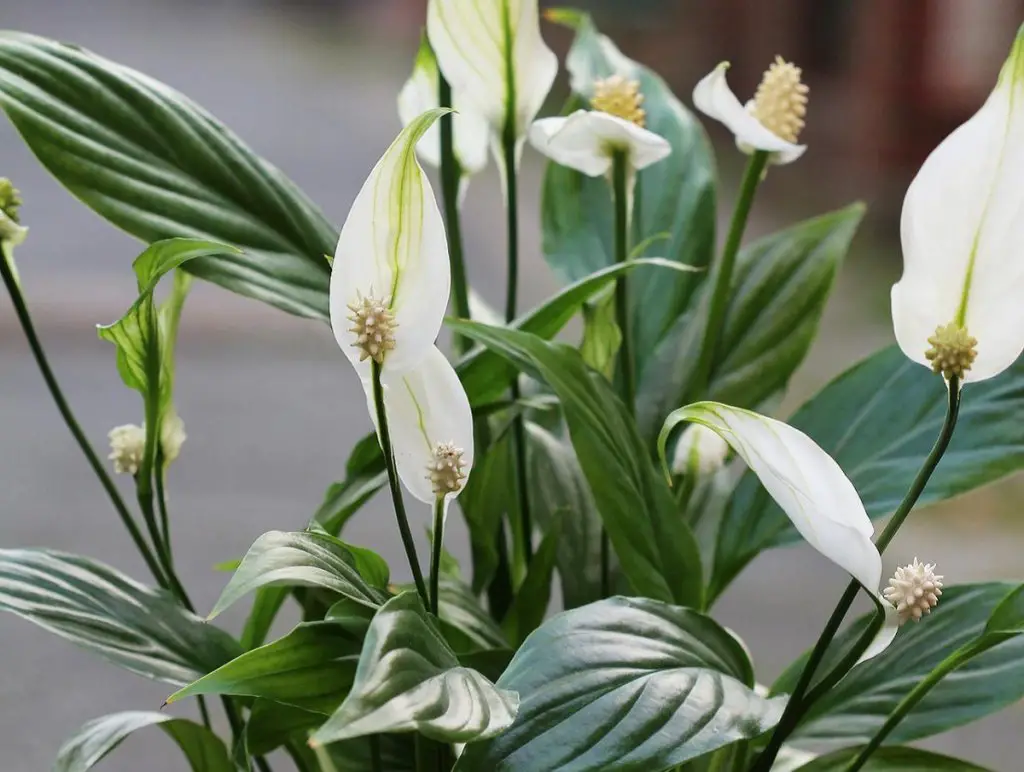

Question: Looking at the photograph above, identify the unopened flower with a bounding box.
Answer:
[892,26,1024,382]
[161,412,187,466]
[108,424,145,475]
[883,558,943,624]
[693,57,808,165]
[671,423,729,477]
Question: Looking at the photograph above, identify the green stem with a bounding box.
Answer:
[196,696,212,731]
[438,73,471,355]
[155,457,173,564]
[751,377,961,771]
[842,639,989,772]
[371,360,429,607]
[0,245,167,589]
[802,606,885,709]
[691,151,768,400]
[429,497,445,617]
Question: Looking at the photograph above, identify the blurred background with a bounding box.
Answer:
[2,0,1022,769]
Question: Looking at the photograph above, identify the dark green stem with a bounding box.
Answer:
[751,377,961,771]
[155,454,173,564]
[196,696,212,731]
[802,606,884,709]
[429,497,445,617]
[438,73,471,355]
[371,360,429,607]
[0,245,167,589]
[691,151,768,400]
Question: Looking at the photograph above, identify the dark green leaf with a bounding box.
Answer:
[541,14,716,378]
[712,345,1024,600]
[314,472,387,536]
[458,432,513,595]
[794,747,990,771]
[501,509,562,646]
[310,592,518,745]
[0,548,238,685]
[209,531,388,619]
[451,321,703,608]
[985,582,1024,635]
[0,32,336,319]
[167,620,363,714]
[455,597,780,772]
[326,736,416,772]
[244,700,321,757]
[240,586,289,651]
[777,583,1024,744]
[436,575,509,654]
[638,204,863,441]
[54,711,232,772]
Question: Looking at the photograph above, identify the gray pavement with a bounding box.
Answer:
[0,1,1020,770]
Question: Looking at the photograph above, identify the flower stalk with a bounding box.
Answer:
[438,71,472,354]
[430,496,445,617]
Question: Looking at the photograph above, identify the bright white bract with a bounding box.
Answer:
[529,110,671,177]
[427,0,557,159]
[892,26,1024,382]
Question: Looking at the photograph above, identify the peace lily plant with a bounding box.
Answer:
[3,7,1024,772]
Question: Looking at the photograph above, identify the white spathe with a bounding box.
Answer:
[528,109,671,177]
[692,62,805,165]
[892,26,1024,382]
[661,402,881,592]
[427,0,557,157]
[366,345,475,506]
[397,38,489,179]
[329,109,451,378]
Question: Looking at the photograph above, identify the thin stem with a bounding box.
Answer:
[0,246,167,588]
[429,497,445,617]
[691,151,768,401]
[370,735,383,772]
[155,456,173,564]
[371,360,429,607]
[196,696,212,731]
[802,606,884,709]
[136,484,193,611]
[438,72,471,355]
[751,377,962,771]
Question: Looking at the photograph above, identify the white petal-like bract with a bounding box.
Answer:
[528,110,671,177]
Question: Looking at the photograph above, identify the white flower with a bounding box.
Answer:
[892,27,1024,382]
[329,109,450,378]
[693,58,807,165]
[529,76,671,178]
[671,423,730,477]
[397,36,489,182]
[427,0,558,162]
[160,412,187,466]
[883,558,943,624]
[108,424,145,476]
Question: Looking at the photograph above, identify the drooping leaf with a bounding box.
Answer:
[0,548,239,686]
[501,509,563,646]
[54,711,233,772]
[167,620,364,715]
[712,345,1024,600]
[455,597,782,772]
[451,320,703,608]
[794,747,990,771]
[209,531,389,619]
[541,13,716,378]
[0,32,337,319]
[311,592,518,746]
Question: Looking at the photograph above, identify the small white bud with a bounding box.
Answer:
[671,424,730,477]
[883,558,944,624]
[161,412,187,466]
[108,424,146,476]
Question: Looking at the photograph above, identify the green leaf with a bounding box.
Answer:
[314,472,387,536]
[240,586,289,651]
[244,700,321,757]
[525,422,603,609]
[209,531,389,619]
[0,548,239,685]
[501,509,562,647]
[451,320,703,608]
[777,583,1024,744]
[436,575,509,654]
[0,32,336,319]
[167,620,364,714]
[455,597,781,772]
[638,204,863,442]
[578,289,620,380]
[541,14,716,379]
[458,432,513,595]
[310,592,518,746]
[326,736,416,772]
[794,747,990,771]
[54,711,233,772]
[711,344,1024,600]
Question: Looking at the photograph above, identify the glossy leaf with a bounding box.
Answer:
[637,204,864,442]
[167,620,364,714]
[0,32,337,319]
[712,345,1024,600]
[209,531,389,619]
[455,597,782,772]
[310,592,518,745]
[0,548,239,686]
[776,583,1024,744]
[794,747,990,771]
[451,320,703,608]
[541,13,716,377]
[54,711,232,772]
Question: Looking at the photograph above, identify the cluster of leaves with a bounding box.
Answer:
[2,12,1024,772]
